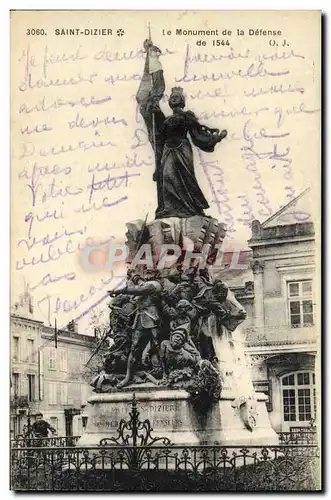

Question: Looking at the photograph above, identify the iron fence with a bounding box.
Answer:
[10,443,320,491]
[10,394,320,492]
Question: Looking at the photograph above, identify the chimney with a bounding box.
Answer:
[15,291,34,317]
[67,320,79,333]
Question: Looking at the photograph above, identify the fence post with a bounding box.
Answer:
[130,392,138,468]
[26,411,32,448]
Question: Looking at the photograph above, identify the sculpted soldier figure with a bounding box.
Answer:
[109,269,162,388]
[103,296,136,374]
[159,325,222,409]
[169,299,198,340]
[159,326,201,385]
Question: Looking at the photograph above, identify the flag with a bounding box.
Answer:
[54,318,58,348]
[136,43,163,106]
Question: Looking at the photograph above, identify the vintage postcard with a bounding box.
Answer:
[10,10,321,492]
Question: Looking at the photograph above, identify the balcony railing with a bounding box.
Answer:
[11,435,80,448]
[244,325,316,347]
[278,430,317,445]
[10,395,29,409]
[11,432,317,448]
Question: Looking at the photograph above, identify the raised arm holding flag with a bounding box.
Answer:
[136,26,227,221]
[136,26,166,217]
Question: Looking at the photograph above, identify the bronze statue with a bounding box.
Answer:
[89,34,249,416]
[136,39,227,219]
[159,325,222,410]
[159,326,201,385]
[109,269,162,388]
[169,299,197,340]
[103,296,135,374]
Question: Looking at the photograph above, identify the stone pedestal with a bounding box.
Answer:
[77,385,278,447]
[77,387,199,447]
[191,390,279,446]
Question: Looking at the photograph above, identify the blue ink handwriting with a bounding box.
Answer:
[87,171,140,203]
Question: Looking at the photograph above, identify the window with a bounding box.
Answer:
[59,350,68,372]
[60,383,68,405]
[27,339,35,363]
[49,348,57,370]
[282,372,316,423]
[13,337,19,361]
[13,373,20,396]
[49,382,57,405]
[288,280,314,327]
[82,417,88,429]
[27,374,36,402]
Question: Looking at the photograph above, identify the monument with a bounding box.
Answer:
[78,36,278,447]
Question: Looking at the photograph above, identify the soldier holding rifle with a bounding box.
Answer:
[109,269,162,388]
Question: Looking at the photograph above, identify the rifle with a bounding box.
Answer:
[108,288,128,297]
[108,287,148,297]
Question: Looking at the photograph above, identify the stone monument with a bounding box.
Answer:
[77,36,278,447]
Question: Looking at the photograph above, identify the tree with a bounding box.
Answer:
[85,304,109,339]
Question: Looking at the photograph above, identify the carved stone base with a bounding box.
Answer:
[77,386,278,447]
[190,389,279,446]
[77,387,200,447]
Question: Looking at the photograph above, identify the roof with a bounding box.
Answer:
[261,188,313,229]
[249,188,315,243]
[42,325,96,345]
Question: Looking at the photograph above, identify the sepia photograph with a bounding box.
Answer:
[9,9,321,492]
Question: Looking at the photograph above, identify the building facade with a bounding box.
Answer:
[10,294,97,438]
[244,188,318,432]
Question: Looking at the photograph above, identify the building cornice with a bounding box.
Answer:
[249,234,315,248]
[245,343,317,356]
[11,314,44,326]
[41,332,95,348]
[259,252,315,261]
